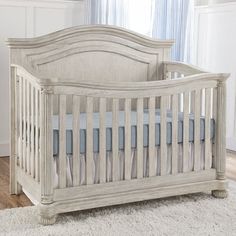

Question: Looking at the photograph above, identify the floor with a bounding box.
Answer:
[0,153,235,210]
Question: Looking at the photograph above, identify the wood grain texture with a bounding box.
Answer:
[137,98,144,179]
[86,97,94,185]
[99,98,106,183]
[58,95,67,188]
[194,90,201,171]
[124,98,131,180]
[183,92,190,172]
[0,157,32,209]
[148,97,156,177]
[72,95,80,187]
[160,96,168,175]
[112,98,119,182]
[171,94,178,174]
[1,154,235,210]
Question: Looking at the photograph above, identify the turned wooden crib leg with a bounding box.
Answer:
[38,204,57,225]
[212,80,228,199]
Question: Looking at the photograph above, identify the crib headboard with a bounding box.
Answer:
[7,25,174,83]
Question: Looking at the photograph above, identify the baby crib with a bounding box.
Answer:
[7,25,229,225]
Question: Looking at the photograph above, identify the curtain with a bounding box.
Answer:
[89,0,128,27]
[152,0,194,62]
[87,0,194,62]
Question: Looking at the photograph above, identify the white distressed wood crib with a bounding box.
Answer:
[8,25,229,225]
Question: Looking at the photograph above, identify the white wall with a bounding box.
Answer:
[195,2,236,151]
[0,0,86,156]
[195,0,236,6]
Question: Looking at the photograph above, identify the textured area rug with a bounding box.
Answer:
[0,181,236,236]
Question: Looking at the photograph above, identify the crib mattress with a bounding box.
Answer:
[52,109,215,155]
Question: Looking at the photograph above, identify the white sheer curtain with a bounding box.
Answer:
[152,0,194,62]
[87,0,154,36]
[86,0,194,62]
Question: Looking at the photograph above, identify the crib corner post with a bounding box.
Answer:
[9,66,20,195]
[215,80,226,181]
[39,87,55,222]
[212,80,228,198]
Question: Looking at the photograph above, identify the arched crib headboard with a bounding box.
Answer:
[7,25,174,83]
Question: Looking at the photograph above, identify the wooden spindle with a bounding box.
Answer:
[72,95,80,186]
[112,98,119,181]
[125,98,131,180]
[59,95,67,188]
[171,94,178,174]
[160,96,167,175]
[183,92,190,172]
[22,78,26,171]
[149,97,156,177]
[26,81,30,174]
[86,96,93,185]
[30,86,35,178]
[137,98,143,179]
[194,89,201,171]
[19,77,23,169]
[99,98,106,183]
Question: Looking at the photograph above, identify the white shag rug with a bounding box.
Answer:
[1,181,236,236]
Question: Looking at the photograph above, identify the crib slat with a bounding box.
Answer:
[137,98,143,179]
[86,97,94,185]
[190,86,195,113]
[22,78,26,171]
[149,97,156,177]
[183,92,190,172]
[112,98,119,181]
[194,90,201,171]
[160,96,167,175]
[171,94,178,174]
[125,98,131,180]
[19,77,23,169]
[59,95,67,188]
[99,98,106,183]
[30,86,35,178]
[26,81,30,174]
[72,95,80,186]
[205,88,211,169]
[35,89,39,182]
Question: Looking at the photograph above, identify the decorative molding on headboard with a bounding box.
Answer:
[6,25,174,49]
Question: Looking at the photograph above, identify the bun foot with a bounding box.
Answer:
[39,214,57,225]
[212,190,228,199]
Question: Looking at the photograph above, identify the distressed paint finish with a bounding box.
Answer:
[7,25,229,225]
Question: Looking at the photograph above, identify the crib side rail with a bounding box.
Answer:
[46,72,228,191]
[162,62,229,181]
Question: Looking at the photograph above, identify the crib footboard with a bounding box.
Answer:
[10,65,229,225]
